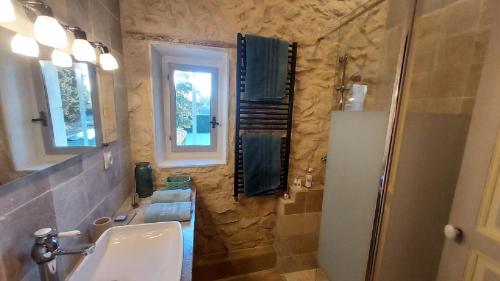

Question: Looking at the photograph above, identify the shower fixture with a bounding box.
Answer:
[334,54,364,111]
[335,54,349,110]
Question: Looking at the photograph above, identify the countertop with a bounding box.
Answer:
[114,190,196,281]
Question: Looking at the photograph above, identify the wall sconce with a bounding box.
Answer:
[69,27,96,62]
[51,49,72,68]
[11,33,39,57]
[0,0,16,22]
[22,0,68,48]
[92,43,118,71]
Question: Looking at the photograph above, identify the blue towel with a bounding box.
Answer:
[151,189,191,203]
[245,34,289,100]
[144,202,192,223]
[242,135,282,197]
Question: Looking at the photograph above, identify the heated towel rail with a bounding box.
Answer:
[233,33,298,200]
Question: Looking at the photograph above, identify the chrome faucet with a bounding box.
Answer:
[31,228,95,281]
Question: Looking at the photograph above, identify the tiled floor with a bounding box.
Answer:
[281,269,329,281]
[217,270,285,281]
[216,269,329,281]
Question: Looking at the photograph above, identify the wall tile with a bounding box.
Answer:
[305,190,323,213]
[0,192,56,280]
[65,0,91,32]
[442,0,479,35]
[82,163,111,210]
[90,0,111,44]
[52,175,90,231]
[110,16,123,53]
[48,156,83,187]
[99,0,120,19]
[0,171,50,215]
[436,32,475,67]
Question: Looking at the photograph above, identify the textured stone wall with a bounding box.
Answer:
[334,1,390,110]
[119,0,392,258]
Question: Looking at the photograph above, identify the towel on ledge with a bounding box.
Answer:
[244,34,289,100]
[144,202,192,223]
[242,135,282,197]
[151,189,191,204]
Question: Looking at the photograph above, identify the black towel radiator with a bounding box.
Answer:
[233,33,298,200]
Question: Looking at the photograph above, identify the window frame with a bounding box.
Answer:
[167,63,219,153]
[153,43,229,168]
[33,60,103,155]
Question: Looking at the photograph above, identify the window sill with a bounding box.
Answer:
[157,158,226,168]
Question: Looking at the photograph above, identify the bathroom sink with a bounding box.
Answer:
[67,221,183,281]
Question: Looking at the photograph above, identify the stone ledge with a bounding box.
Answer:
[278,185,324,215]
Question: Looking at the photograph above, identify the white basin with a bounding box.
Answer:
[67,221,183,281]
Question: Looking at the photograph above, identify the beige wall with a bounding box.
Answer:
[0,1,132,280]
[375,0,499,280]
[406,0,496,115]
[120,0,373,258]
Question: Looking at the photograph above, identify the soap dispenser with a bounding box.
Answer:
[305,168,313,188]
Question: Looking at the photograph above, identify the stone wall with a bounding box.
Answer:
[116,0,411,261]
[0,1,132,280]
[334,1,390,110]
[121,0,373,259]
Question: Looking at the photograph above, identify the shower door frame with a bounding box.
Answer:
[363,0,419,280]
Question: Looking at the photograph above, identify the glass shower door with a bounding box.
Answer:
[317,0,414,280]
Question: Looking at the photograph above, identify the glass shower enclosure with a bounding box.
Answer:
[317,0,415,280]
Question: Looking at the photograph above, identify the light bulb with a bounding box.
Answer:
[33,15,67,48]
[72,39,96,62]
[51,49,72,68]
[0,0,16,22]
[100,53,118,71]
[11,34,39,57]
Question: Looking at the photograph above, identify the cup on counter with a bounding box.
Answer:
[92,217,112,241]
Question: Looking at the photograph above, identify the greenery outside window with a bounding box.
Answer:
[168,64,218,152]
[37,60,102,154]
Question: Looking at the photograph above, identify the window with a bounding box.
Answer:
[37,60,101,154]
[151,43,229,167]
[169,64,218,152]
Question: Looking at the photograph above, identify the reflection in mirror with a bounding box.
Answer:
[37,60,102,153]
[0,26,116,185]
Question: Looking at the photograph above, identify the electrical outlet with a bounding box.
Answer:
[103,151,114,170]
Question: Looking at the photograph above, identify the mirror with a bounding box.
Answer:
[0,26,117,185]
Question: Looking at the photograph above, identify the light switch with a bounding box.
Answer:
[103,151,114,170]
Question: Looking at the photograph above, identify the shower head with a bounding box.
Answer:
[350,73,362,83]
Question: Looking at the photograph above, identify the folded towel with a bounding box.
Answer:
[245,34,289,100]
[144,202,192,223]
[242,135,282,197]
[151,189,192,203]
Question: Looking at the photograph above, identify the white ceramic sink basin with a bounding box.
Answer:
[67,221,183,281]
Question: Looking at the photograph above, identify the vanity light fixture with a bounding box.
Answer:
[11,33,39,57]
[70,27,96,62]
[23,1,68,48]
[92,43,118,71]
[51,49,72,68]
[99,49,119,71]
[0,0,16,22]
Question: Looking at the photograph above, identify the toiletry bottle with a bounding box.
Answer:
[305,168,313,188]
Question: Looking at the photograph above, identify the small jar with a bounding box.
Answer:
[135,162,153,198]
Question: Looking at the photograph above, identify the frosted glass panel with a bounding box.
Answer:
[318,111,389,281]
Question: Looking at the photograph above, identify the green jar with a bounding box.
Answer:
[135,162,153,198]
